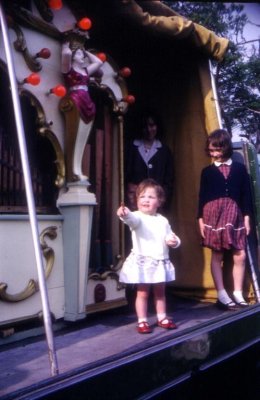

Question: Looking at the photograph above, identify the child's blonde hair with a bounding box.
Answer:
[136,179,165,207]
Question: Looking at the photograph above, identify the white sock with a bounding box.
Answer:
[233,290,246,304]
[138,318,147,323]
[218,289,235,305]
[157,313,166,322]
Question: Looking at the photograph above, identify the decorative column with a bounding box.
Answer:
[57,182,96,321]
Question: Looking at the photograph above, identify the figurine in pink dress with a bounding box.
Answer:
[61,43,103,182]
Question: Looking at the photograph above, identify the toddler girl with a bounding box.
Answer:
[117,179,181,333]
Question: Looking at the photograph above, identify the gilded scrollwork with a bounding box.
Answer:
[88,270,123,291]
[0,280,38,303]
[0,226,57,302]
[4,1,61,72]
[40,226,58,280]
[34,0,54,23]
[8,17,43,72]
[5,2,61,40]
[20,89,65,188]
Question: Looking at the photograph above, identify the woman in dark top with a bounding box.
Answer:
[198,129,252,310]
[125,110,173,210]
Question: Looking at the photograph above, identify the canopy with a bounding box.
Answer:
[112,0,229,61]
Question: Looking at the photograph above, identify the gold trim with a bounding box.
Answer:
[59,95,80,182]
[34,0,54,23]
[0,63,65,189]
[8,18,43,72]
[88,271,123,290]
[40,226,57,279]
[0,280,38,303]
[0,226,57,302]
[21,89,65,187]
[5,2,61,40]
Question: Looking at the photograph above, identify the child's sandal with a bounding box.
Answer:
[157,317,177,330]
[137,321,152,334]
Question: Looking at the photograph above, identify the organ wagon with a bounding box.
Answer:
[0,4,260,394]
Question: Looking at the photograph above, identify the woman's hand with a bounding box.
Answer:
[198,218,205,238]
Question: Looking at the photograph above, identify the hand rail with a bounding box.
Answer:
[0,1,59,376]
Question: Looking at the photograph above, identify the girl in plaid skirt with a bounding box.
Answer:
[198,129,252,310]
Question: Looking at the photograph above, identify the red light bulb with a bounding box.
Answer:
[24,73,41,86]
[48,0,63,10]
[123,95,135,104]
[96,52,107,62]
[77,17,92,31]
[119,67,131,78]
[50,85,67,97]
[36,48,51,59]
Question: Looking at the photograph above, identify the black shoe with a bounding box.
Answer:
[216,300,238,311]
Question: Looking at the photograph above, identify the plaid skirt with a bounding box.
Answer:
[119,251,175,284]
[202,197,246,251]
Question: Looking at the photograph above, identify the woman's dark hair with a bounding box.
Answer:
[136,108,163,140]
[206,129,233,158]
[136,178,166,207]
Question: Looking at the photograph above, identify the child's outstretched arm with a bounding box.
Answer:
[117,203,140,229]
[117,202,130,218]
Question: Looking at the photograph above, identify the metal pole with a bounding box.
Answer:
[0,2,59,376]
[246,241,260,302]
[118,114,125,258]
[209,60,223,129]
[243,143,260,303]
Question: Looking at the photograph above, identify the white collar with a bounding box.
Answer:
[214,158,232,167]
[133,139,162,148]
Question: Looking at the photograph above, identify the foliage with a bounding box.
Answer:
[163,2,260,140]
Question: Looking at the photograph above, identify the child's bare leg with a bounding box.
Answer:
[135,284,150,322]
[153,283,166,321]
[154,282,176,328]
[211,250,224,290]
[232,249,247,304]
[211,250,234,304]
[232,249,246,290]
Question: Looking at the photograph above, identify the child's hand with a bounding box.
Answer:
[117,202,129,217]
[166,232,179,248]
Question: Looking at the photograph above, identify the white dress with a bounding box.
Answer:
[119,211,180,284]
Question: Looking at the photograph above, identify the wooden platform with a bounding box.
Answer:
[1,295,260,399]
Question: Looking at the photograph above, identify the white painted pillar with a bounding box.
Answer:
[57,182,96,321]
